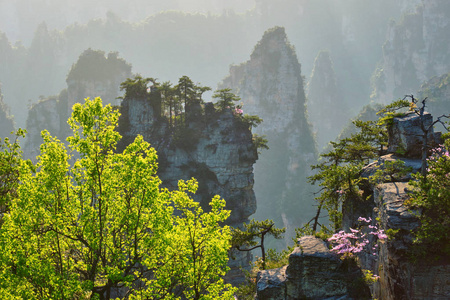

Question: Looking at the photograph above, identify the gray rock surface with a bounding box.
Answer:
[118,95,258,286]
[387,112,435,158]
[372,182,450,300]
[256,266,287,300]
[220,26,317,241]
[256,236,370,300]
[344,112,450,299]
[372,0,450,104]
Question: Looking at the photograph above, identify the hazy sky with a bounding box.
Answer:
[0,0,256,44]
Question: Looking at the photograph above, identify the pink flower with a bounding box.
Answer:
[358,217,372,223]
[234,108,243,115]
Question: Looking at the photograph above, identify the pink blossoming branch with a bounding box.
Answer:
[328,217,387,283]
[328,217,387,258]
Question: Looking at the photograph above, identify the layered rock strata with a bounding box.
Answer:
[344,113,450,299]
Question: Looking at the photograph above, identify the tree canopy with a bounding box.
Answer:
[0,97,235,299]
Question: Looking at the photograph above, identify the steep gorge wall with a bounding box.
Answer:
[220,27,317,240]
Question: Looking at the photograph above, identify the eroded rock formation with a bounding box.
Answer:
[23,49,131,161]
[344,113,450,299]
[372,0,450,104]
[306,50,347,151]
[0,89,14,139]
[117,95,258,286]
[220,26,317,240]
[257,112,450,299]
[256,236,370,299]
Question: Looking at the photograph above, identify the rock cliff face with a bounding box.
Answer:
[372,0,450,103]
[255,236,370,299]
[23,96,64,160]
[220,27,317,240]
[117,95,258,285]
[257,113,450,299]
[343,113,450,299]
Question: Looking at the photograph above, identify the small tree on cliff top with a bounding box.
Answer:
[0,97,236,299]
[213,88,240,111]
[231,219,285,270]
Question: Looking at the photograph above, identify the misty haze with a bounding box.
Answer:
[1,1,449,299]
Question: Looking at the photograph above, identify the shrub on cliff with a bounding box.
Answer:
[0,98,236,299]
[408,140,450,258]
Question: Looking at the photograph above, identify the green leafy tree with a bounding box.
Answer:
[0,129,29,215]
[0,97,235,299]
[194,85,212,103]
[158,81,177,127]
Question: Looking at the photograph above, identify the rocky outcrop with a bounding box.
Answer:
[23,50,131,161]
[343,113,450,299]
[23,96,64,160]
[371,0,450,104]
[66,49,132,115]
[256,236,370,299]
[387,112,441,158]
[118,96,258,286]
[265,113,450,299]
[220,27,317,240]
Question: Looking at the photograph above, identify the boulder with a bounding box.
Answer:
[256,266,287,300]
[387,112,435,158]
[256,236,370,299]
[286,236,347,299]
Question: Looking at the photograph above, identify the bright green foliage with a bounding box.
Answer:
[0,129,30,212]
[0,97,235,299]
[407,139,450,258]
[212,89,240,111]
[231,219,285,270]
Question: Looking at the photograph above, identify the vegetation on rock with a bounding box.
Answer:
[0,98,236,299]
